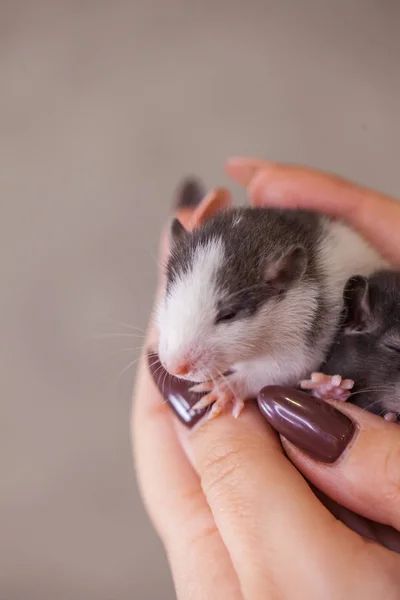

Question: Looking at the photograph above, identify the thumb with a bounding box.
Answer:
[257,385,400,532]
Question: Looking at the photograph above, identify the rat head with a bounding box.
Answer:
[156,207,310,382]
[326,270,400,415]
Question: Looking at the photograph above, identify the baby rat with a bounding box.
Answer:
[156,180,388,419]
[301,270,400,422]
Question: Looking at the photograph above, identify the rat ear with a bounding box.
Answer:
[265,245,308,291]
[175,177,205,209]
[190,187,232,229]
[343,275,376,334]
[169,217,187,245]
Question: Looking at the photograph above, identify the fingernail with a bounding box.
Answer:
[257,386,356,463]
[147,352,208,428]
[175,178,205,209]
[225,158,262,185]
[313,485,400,554]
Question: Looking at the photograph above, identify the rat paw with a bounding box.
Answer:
[189,381,214,394]
[299,372,354,402]
[191,378,246,420]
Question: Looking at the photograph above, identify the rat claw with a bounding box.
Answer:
[341,379,355,390]
[310,372,326,383]
[232,399,245,419]
[331,374,342,387]
[208,392,243,420]
[299,372,354,402]
[300,372,330,389]
[191,376,247,420]
[189,381,214,394]
[208,393,230,420]
[192,391,217,411]
[299,378,320,390]
[208,400,224,420]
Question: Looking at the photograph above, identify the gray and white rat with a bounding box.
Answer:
[301,270,400,422]
[156,180,388,419]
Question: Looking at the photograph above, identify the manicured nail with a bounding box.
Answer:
[313,485,400,554]
[147,352,208,428]
[312,485,378,542]
[175,178,205,209]
[257,386,356,463]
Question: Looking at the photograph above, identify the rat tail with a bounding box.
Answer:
[175,177,205,209]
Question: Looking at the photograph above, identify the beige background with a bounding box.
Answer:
[1,1,400,598]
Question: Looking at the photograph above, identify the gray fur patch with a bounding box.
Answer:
[322,270,400,416]
[166,207,327,322]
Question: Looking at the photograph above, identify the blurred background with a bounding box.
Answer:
[1,1,400,598]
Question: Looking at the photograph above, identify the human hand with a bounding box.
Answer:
[132,174,400,599]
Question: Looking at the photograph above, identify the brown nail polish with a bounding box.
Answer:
[257,386,355,463]
[147,352,208,428]
[312,484,400,554]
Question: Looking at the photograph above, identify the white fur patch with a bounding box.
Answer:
[157,236,225,369]
[318,219,388,300]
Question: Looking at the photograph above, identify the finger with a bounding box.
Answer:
[258,385,400,532]
[225,157,275,185]
[225,158,400,267]
[176,401,374,599]
[132,354,242,600]
[132,181,242,599]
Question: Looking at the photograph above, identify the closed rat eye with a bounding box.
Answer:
[384,343,400,354]
[215,308,238,324]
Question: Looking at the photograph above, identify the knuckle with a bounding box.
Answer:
[177,484,208,516]
[199,438,253,502]
[160,486,217,547]
[186,521,220,550]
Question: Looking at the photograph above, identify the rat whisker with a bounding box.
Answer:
[108,346,145,358]
[358,399,386,413]
[147,352,159,365]
[114,357,142,386]
[147,354,165,378]
[88,332,146,341]
[349,386,393,398]
[160,368,170,401]
[149,361,164,377]
[147,359,159,371]
[154,366,167,385]
[144,247,164,273]
[103,318,147,333]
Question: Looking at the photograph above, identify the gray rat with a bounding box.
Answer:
[156,180,388,419]
[301,270,400,421]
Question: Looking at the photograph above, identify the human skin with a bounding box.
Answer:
[132,167,400,600]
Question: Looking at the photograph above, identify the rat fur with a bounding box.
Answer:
[320,270,400,419]
[156,193,388,417]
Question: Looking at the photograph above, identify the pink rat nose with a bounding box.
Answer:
[168,361,191,377]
